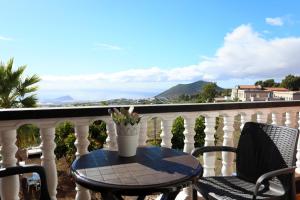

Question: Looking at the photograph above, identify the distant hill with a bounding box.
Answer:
[40,95,75,105]
[155,80,224,99]
[54,95,74,102]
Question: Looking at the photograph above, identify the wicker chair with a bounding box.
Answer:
[192,122,299,200]
[0,165,51,200]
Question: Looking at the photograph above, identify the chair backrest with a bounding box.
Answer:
[237,122,299,181]
[236,122,299,198]
[0,165,51,200]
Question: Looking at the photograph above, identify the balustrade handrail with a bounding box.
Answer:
[0,100,299,199]
[0,100,300,121]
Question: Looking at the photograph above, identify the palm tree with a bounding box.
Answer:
[0,58,40,108]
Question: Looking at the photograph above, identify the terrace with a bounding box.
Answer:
[0,100,300,199]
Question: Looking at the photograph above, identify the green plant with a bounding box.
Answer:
[108,106,141,125]
[54,121,107,164]
[0,58,40,108]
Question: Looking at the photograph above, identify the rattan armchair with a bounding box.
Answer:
[0,165,51,200]
[192,122,299,200]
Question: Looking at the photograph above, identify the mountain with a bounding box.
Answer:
[155,80,224,99]
[53,95,74,102]
[40,95,75,105]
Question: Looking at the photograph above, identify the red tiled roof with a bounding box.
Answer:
[239,85,261,89]
[264,87,289,92]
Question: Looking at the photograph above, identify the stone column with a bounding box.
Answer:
[0,127,19,200]
[203,114,217,177]
[105,120,117,150]
[183,116,196,154]
[139,117,148,146]
[221,114,235,176]
[160,117,174,148]
[39,122,58,200]
[74,120,91,200]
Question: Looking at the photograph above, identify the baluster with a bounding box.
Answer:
[180,116,197,200]
[298,112,300,129]
[240,112,252,131]
[139,117,148,146]
[297,112,300,173]
[183,116,196,154]
[222,114,235,176]
[160,117,173,148]
[203,114,217,176]
[285,111,292,127]
[271,111,283,126]
[74,120,91,200]
[105,120,117,150]
[0,127,19,200]
[39,123,58,200]
[290,111,298,128]
[256,111,268,123]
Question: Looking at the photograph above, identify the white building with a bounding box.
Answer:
[231,85,299,101]
[273,91,300,101]
[231,85,270,102]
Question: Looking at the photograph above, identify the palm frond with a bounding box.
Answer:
[20,94,38,107]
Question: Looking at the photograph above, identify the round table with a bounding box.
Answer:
[71,146,203,200]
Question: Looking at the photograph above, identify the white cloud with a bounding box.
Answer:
[0,35,13,41]
[265,17,284,26]
[40,24,300,99]
[94,43,123,50]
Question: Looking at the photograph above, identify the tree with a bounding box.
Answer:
[281,74,300,91]
[171,116,210,150]
[171,117,184,149]
[16,124,40,148]
[194,116,206,147]
[198,83,218,103]
[54,121,108,164]
[0,58,40,108]
[0,58,41,150]
[255,79,280,88]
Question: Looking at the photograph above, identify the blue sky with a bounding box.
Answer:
[1,0,300,100]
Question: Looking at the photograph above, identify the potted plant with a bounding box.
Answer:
[108,106,141,157]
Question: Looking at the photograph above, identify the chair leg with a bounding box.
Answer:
[160,191,180,200]
[137,195,146,200]
[193,188,197,200]
[101,192,124,200]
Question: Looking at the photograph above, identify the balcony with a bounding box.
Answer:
[0,100,300,200]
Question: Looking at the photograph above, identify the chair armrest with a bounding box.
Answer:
[253,167,296,198]
[191,146,237,157]
[0,164,51,200]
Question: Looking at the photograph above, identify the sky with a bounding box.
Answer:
[1,0,300,101]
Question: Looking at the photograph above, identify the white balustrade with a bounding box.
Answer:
[160,117,174,148]
[183,116,196,154]
[0,127,19,200]
[221,114,235,176]
[138,117,148,146]
[271,111,283,126]
[240,112,252,131]
[0,102,300,199]
[203,113,217,176]
[105,119,117,150]
[256,111,268,123]
[290,111,298,128]
[285,111,292,127]
[181,116,197,200]
[74,119,91,200]
[39,122,58,200]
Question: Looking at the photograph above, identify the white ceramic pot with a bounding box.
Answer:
[117,134,139,157]
[116,124,139,157]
